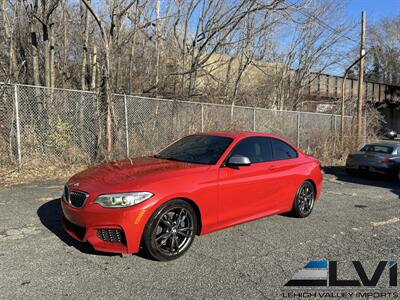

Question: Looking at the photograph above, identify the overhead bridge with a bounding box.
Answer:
[302,73,400,131]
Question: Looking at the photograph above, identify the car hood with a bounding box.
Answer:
[67,157,208,193]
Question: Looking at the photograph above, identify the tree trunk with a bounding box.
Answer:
[128,31,137,94]
[2,0,19,82]
[114,20,121,91]
[91,46,97,90]
[80,1,90,90]
[104,43,112,156]
[62,0,68,87]
[8,25,18,83]
[155,0,160,96]
[44,25,51,87]
[30,23,40,87]
[50,24,55,89]
[128,6,139,94]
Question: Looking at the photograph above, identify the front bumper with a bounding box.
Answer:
[61,198,150,254]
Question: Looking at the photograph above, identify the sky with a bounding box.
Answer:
[344,0,400,23]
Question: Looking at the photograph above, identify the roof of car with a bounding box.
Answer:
[365,142,399,148]
[196,131,281,139]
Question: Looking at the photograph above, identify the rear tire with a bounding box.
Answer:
[291,181,316,218]
[142,199,197,261]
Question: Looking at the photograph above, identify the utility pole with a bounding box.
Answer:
[340,52,368,146]
[356,11,366,145]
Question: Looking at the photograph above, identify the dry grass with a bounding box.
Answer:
[0,161,87,188]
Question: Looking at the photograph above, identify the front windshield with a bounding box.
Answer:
[155,135,233,165]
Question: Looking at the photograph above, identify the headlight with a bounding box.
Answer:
[94,192,153,208]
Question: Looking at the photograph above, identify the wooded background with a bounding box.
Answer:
[0,0,399,159]
[1,0,398,107]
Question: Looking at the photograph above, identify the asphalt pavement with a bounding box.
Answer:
[0,167,399,299]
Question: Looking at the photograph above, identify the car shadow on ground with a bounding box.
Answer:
[37,199,153,259]
[37,199,118,256]
[323,166,400,199]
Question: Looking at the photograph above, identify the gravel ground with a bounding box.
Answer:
[0,167,399,299]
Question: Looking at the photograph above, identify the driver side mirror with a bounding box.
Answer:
[226,155,251,167]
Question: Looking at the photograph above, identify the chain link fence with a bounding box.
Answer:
[0,83,355,169]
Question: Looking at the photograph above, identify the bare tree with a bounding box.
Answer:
[80,0,90,90]
[80,0,138,156]
[1,0,19,83]
[61,0,68,87]
[39,0,60,88]
[0,0,363,114]
[24,0,41,86]
[274,0,352,110]
[367,16,400,86]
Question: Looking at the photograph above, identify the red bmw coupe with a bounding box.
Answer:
[61,131,323,260]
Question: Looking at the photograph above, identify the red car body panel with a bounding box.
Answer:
[61,131,323,254]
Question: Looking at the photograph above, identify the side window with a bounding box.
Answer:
[270,138,298,160]
[228,137,272,163]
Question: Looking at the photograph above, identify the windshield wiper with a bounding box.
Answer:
[153,155,184,162]
[154,155,210,165]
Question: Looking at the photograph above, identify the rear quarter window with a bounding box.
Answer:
[373,146,393,154]
[360,145,393,154]
[228,136,273,163]
[270,138,298,160]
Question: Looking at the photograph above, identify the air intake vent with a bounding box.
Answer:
[69,191,88,208]
[97,229,125,244]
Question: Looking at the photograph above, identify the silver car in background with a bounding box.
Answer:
[384,129,397,140]
[346,143,400,178]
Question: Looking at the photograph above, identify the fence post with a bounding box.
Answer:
[296,112,301,148]
[364,108,367,144]
[123,95,130,157]
[253,108,256,131]
[14,84,22,169]
[201,103,204,132]
[333,115,337,154]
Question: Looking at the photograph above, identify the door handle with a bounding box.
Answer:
[268,165,277,170]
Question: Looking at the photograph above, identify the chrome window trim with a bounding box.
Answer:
[63,185,69,204]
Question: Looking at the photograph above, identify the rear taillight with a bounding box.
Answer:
[379,157,394,164]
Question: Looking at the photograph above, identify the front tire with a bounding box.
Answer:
[291,181,316,218]
[142,199,197,261]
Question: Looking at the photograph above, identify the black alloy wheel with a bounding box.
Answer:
[142,199,197,261]
[291,181,315,218]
